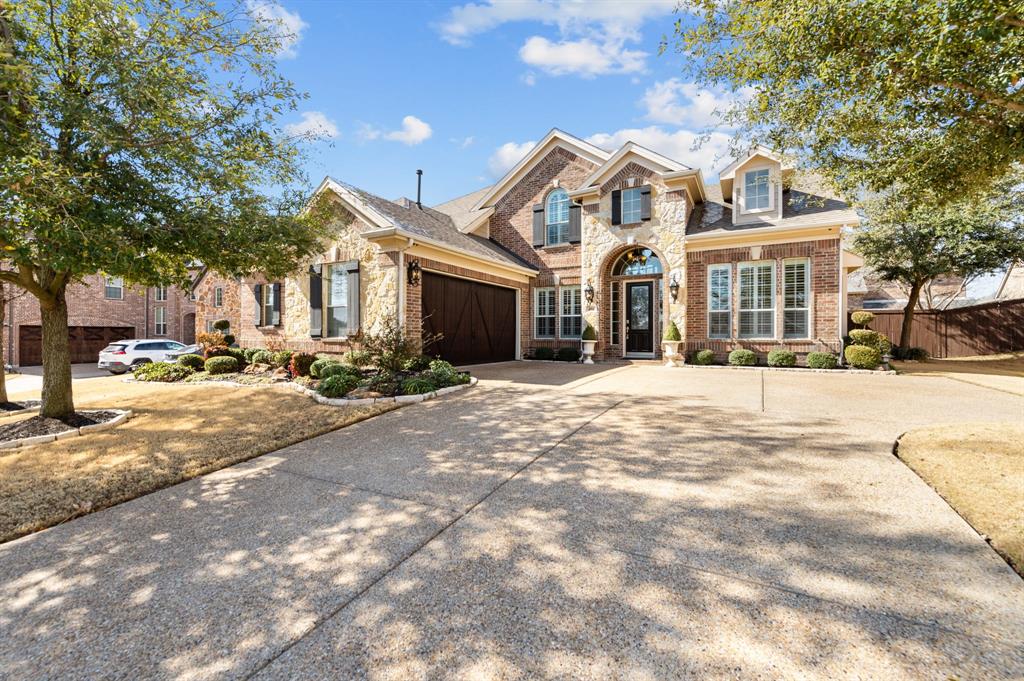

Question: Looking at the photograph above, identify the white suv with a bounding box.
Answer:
[98,339,188,374]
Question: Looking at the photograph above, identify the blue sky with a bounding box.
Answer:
[249,0,739,205]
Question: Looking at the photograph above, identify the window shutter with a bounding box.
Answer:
[347,267,360,333]
[611,190,622,225]
[532,204,545,247]
[640,185,652,221]
[568,203,582,243]
[253,284,263,326]
[308,265,322,338]
[271,282,282,326]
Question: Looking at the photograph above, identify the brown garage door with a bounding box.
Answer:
[18,325,134,366]
[421,272,516,365]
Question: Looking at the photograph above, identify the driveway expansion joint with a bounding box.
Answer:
[272,466,463,514]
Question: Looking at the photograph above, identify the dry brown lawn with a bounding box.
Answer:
[894,352,1024,395]
[0,377,396,543]
[898,422,1024,576]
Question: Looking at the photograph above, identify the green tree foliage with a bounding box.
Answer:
[0,0,332,418]
[666,0,1024,200]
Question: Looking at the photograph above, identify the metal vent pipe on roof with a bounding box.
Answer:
[416,169,423,209]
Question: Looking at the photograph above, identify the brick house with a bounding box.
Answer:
[3,274,196,367]
[198,129,863,364]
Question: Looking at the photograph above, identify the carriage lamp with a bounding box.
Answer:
[584,281,595,304]
[669,273,680,302]
[407,259,422,286]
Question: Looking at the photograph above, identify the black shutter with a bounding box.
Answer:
[611,190,622,225]
[640,184,652,221]
[532,203,545,247]
[271,282,282,326]
[347,267,360,333]
[568,203,582,243]
[253,284,263,326]
[308,265,322,338]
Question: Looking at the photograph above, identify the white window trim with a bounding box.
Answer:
[154,285,167,302]
[783,257,812,339]
[263,284,276,328]
[707,264,732,340]
[154,307,167,336]
[738,260,776,339]
[560,285,582,339]
[323,264,352,340]
[213,286,224,307]
[104,276,124,300]
[740,165,775,215]
[545,189,570,247]
[533,287,556,339]
[620,186,643,225]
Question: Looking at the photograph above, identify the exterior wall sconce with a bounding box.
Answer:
[584,281,595,304]
[669,273,680,302]
[407,259,421,286]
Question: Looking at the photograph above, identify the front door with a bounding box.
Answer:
[626,282,654,354]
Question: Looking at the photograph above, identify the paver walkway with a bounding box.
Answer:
[1,363,1022,679]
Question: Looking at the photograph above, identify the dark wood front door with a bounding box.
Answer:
[421,271,516,365]
[625,282,654,354]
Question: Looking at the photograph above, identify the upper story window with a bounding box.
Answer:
[154,285,167,302]
[214,286,224,307]
[621,187,643,224]
[545,189,570,246]
[104,276,123,300]
[744,169,771,211]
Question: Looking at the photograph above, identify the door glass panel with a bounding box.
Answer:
[630,286,649,330]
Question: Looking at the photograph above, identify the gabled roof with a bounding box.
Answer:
[471,128,611,210]
[432,185,494,234]
[578,142,689,189]
[717,145,793,180]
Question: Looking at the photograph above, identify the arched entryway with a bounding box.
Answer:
[600,244,668,359]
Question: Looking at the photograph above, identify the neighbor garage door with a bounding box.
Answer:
[421,271,516,365]
[18,325,134,366]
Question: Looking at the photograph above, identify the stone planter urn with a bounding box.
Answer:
[581,340,597,364]
[662,341,682,367]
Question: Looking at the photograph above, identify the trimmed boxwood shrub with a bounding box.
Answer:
[691,349,716,365]
[400,376,437,395]
[204,344,231,359]
[226,347,247,368]
[318,374,359,398]
[309,358,337,378]
[402,354,434,372]
[849,328,891,354]
[556,346,581,362]
[767,349,796,367]
[243,348,261,363]
[533,347,555,360]
[205,356,239,374]
[663,320,682,342]
[582,323,597,341]
[134,361,193,382]
[251,349,273,365]
[271,350,293,368]
[177,353,205,370]
[845,345,881,370]
[728,349,757,366]
[212,319,231,332]
[893,346,929,361]
[806,351,838,369]
[850,310,875,327]
[319,363,360,381]
[289,352,317,377]
[222,334,236,346]
[344,349,372,368]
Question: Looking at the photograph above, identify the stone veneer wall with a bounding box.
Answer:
[685,238,842,359]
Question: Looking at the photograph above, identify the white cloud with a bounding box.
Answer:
[283,111,338,140]
[360,115,433,146]
[521,72,537,86]
[438,0,675,77]
[450,136,475,148]
[585,126,734,177]
[641,79,752,128]
[246,0,308,59]
[488,140,537,177]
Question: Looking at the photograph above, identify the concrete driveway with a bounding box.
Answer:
[5,362,112,394]
[1,363,1022,679]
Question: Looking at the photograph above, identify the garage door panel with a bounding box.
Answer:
[421,272,515,365]
[18,325,133,366]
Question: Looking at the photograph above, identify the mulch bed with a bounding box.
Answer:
[0,400,41,412]
[0,410,120,443]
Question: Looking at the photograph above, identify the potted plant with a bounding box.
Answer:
[663,320,682,367]
[581,323,598,364]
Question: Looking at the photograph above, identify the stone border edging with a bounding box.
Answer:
[0,404,41,419]
[0,409,133,450]
[675,364,896,375]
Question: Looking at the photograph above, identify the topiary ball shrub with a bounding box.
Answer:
[767,349,797,368]
[402,354,434,372]
[222,334,236,346]
[806,351,838,369]
[728,349,757,366]
[400,376,437,395]
[556,347,581,362]
[134,361,193,382]
[318,374,359,398]
[272,350,293,368]
[849,328,891,354]
[251,349,273,365]
[318,363,360,381]
[844,345,881,370]
[177,353,205,370]
[850,310,875,328]
[213,319,231,332]
[205,356,239,374]
[691,349,716,365]
[309,358,338,378]
[533,347,555,360]
[343,349,372,368]
[581,323,597,341]
[289,352,317,377]
[663,320,682,342]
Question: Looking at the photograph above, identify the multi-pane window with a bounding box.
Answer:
[263,285,276,326]
[784,259,810,338]
[545,189,570,246]
[104,276,123,300]
[739,262,775,338]
[560,286,582,338]
[708,264,731,339]
[534,288,555,338]
[154,285,167,302]
[214,286,224,307]
[154,307,167,335]
[621,187,642,224]
[326,264,349,337]
[744,169,770,211]
[610,282,620,345]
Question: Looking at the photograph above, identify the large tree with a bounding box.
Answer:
[853,175,1024,348]
[667,0,1024,201]
[0,0,330,419]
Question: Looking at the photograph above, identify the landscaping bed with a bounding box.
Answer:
[0,399,41,416]
[0,410,121,444]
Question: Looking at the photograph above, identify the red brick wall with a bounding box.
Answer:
[685,238,842,360]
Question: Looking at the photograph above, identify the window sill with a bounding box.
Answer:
[321,336,353,344]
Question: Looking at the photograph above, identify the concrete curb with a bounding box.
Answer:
[674,364,896,375]
[0,409,133,450]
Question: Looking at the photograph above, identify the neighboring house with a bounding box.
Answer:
[996,262,1024,299]
[197,129,863,364]
[847,269,967,310]
[2,274,196,367]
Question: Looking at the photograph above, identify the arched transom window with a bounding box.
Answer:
[612,248,663,276]
[545,188,570,245]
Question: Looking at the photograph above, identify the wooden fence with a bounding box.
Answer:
[851,298,1024,358]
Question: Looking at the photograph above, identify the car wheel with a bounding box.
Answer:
[130,358,152,367]
[108,369,127,375]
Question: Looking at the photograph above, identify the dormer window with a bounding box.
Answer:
[545,188,570,245]
[744,169,771,211]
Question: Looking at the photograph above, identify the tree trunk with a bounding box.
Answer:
[39,284,75,420]
[0,284,7,404]
[899,281,924,349]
